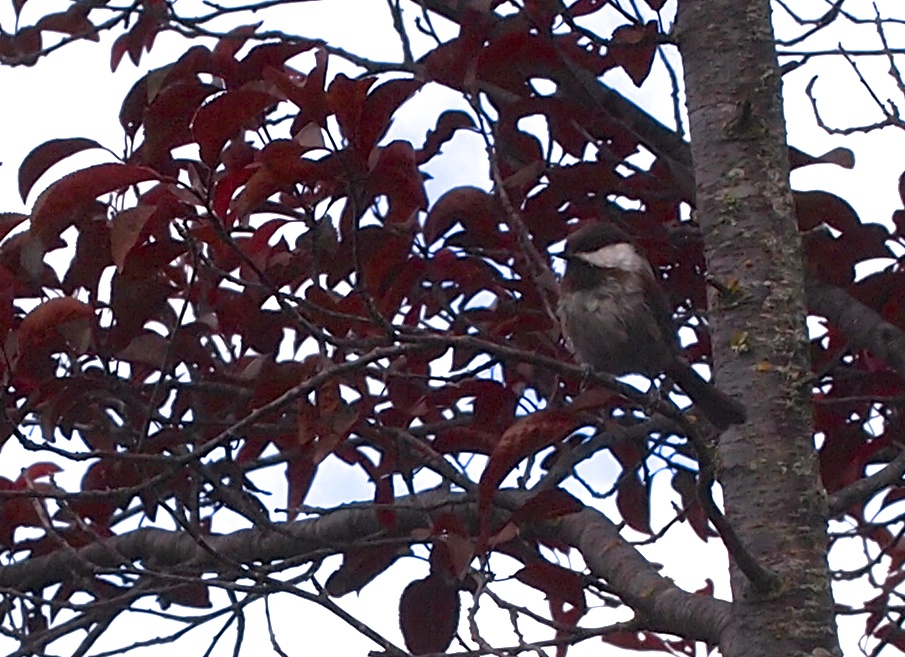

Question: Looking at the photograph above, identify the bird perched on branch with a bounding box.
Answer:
[556,222,746,429]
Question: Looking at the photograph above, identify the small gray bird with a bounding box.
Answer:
[557,222,746,429]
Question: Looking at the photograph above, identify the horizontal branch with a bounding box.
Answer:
[0,489,729,645]
[806,276,905,379]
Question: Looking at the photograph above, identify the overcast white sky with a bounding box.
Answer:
[1,1,904,655]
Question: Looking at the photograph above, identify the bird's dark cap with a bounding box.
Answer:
[564,223,633,254]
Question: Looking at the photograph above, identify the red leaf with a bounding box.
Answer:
[418,110,476,164]
[110,206,157,272]
[607,22,658,86]
[159,582,212,609]
[374,472,397,530]
[192,90,281,166]
[367,141,428,220]
[616,471,652,534]
[358,78,424,155]
[510,489,583,525]
[515,561,586,611]
[424,186,498,245]
[35,4,97,39]
[898,170,905,208]
[268,47,329,129]
[110,10,161,71]
[110,32,130,71]
[568,0,609,17]
[789,145,854,171]
[29,164,158,244]
[517,561,587,656]
[0,213,29,243]
[478,32,558,94]
[325,544,404,597]
[7,26,42,66]
[136,80,220,167]
[399,575,460,655]
[235,40,318,87]
[795,190,860,233]
[327,73,378,153]
[18,297,94,354]
[227,141,320,223]
[478,409,582,520]
[15,463,62,487]
[285,452,316,513]
[212,167,255,218]
[211,22,263,70]
[670,469,714,540]
[71,460,141,526]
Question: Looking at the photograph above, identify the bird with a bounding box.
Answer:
[556,222,747,429]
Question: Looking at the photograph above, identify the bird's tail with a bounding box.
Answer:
[665,361,747,430]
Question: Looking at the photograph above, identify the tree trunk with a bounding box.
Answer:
[676,1,840,655]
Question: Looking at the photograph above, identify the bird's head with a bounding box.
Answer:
[559,223,651,277]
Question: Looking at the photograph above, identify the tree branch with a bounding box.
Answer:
[806,276,905,379]
[829,447,905,516]
[0,489,729,644]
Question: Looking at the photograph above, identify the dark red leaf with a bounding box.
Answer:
[15,463,62,487]
[327,73,378,153]
[136,80,220,168]
[670,469,714,541]
[267,47,329,128]
[399,575,460,655]
[110,206,157,272]
[510,489,583,526]
[211,22,263,70]
[285,451,317,512]
[358,78,424,155]
[424,186,498,245]
[110,31,131,71]
[789,145,854,171]
[9,26,42,66]
[70,460,140,525]
[515,562,586,611]
[234,40,318,87]
[898,170,905,209]
[192,90,281,166]
[0,213,29,243]
[795,190,860,232]
[60,213,112,296]
[29,164,158,244]
[477,32,558,94]
[110,10,161,71]
[478,409,583,518]
[35,4,97,39]
[325,544,405,597]
[875,625,905,651]
[568,0,609,17]
[418,110,476,164]
[159,582,212,609]
[606,22,658,86]
[616,471,652,534]
[374,472,397,530]
[18,297,94,354]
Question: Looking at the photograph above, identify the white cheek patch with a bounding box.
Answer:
[574,243,651,274]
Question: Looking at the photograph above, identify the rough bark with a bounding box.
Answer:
[0,490,729,644]
[676,1,840,656]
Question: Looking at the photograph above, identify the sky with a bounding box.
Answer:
[1,0,905,655]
